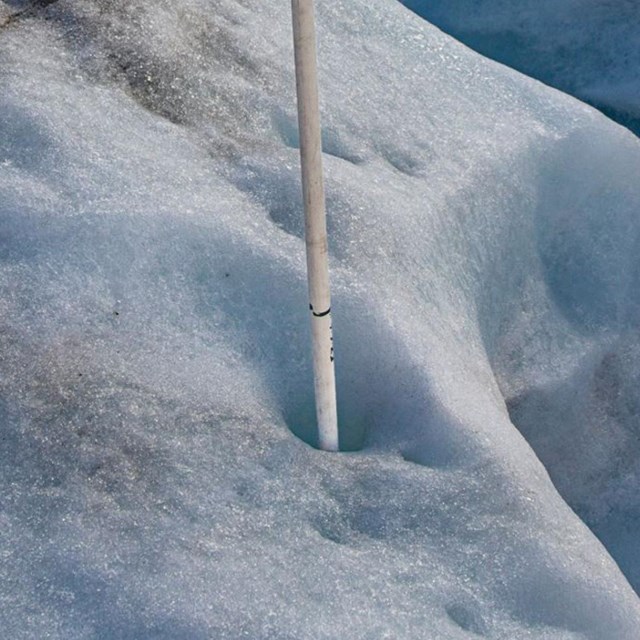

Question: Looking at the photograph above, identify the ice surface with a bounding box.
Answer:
[1,0,639,638]
[400,0,640,135]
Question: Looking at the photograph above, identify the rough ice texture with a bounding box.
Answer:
[1,0,639,638]
[400,0,640,136]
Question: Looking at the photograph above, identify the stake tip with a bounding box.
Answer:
[319,440,340,453]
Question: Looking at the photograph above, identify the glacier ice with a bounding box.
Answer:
[0,0,639,638]
[400,0,640,136]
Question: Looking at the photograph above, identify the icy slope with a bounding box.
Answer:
[1,0,639,638]
[400,0,640,135]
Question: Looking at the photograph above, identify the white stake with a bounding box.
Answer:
[291,0,339,452]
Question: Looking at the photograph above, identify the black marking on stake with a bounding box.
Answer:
[309,304,331,318]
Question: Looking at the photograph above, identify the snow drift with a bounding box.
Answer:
[1,0,639,638]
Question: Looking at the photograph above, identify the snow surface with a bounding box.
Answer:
[400,0,640,136]
[1,0,639,638]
